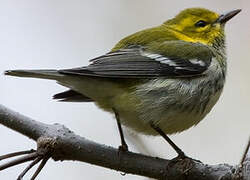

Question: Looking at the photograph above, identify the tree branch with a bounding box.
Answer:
[0,104,247,179]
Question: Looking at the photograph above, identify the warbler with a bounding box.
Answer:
[5,8,241,157]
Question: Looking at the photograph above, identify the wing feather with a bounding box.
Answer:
[59,42,213,78]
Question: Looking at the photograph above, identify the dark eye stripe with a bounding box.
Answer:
[195,20,207,27]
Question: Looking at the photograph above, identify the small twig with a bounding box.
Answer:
[0,152,38,171]
[31,157,49,180]
[17,157,42,180]
[0,146,51,179]
[241,138,250,180]
[241,138,250,165]
[0,149,36,161]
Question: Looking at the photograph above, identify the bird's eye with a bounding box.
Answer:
[195,20,207,27]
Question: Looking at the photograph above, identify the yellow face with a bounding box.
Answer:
[164,8,223,45]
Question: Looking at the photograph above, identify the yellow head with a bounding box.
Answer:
[164,8,241,46]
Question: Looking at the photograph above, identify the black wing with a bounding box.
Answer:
[59,42,213,78]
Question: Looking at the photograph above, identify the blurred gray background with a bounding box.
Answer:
[0,0,249,179]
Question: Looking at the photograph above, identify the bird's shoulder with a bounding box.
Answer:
[111,24,214,61]
[112,25,178,51]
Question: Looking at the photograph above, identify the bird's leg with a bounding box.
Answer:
[150,123,186,159]
[113,108,128,152]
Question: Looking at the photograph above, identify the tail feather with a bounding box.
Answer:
[53,89,93,102]
[4,69,63,80]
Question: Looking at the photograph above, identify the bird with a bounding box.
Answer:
[5,8,241,158]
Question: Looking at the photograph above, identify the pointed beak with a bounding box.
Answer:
[216,9,241,24]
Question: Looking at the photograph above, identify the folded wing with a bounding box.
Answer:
[59,41,213,78]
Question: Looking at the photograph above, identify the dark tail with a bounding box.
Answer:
[53,89,93,102]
